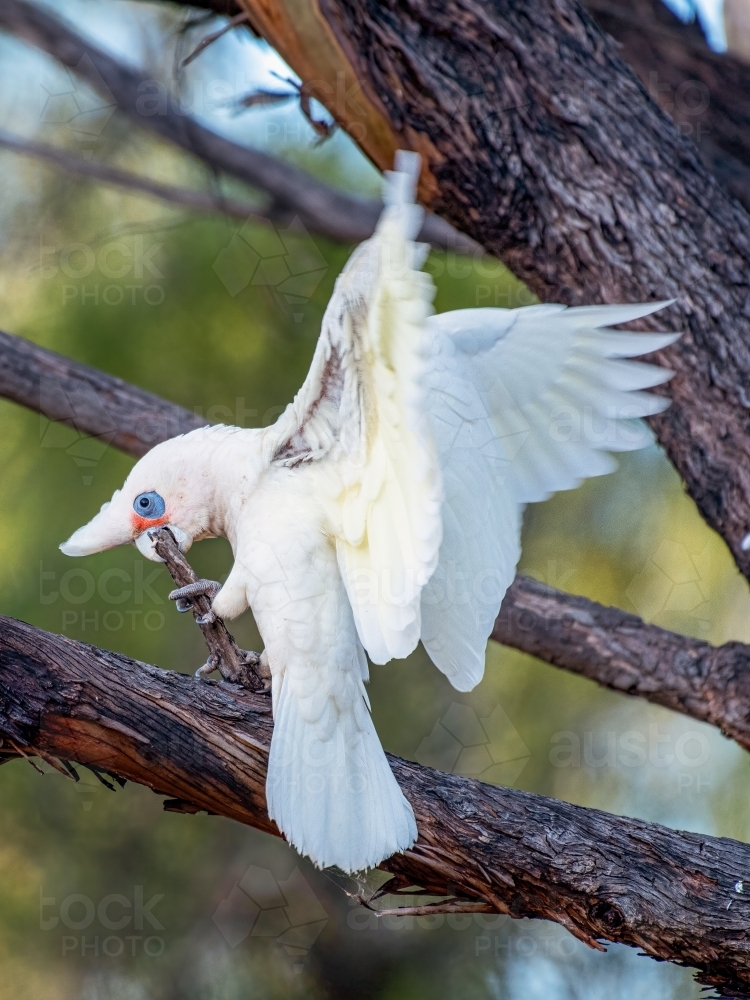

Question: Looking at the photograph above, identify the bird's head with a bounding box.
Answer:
[60,428,236,562]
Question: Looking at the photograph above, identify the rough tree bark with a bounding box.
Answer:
[4,326,750,759]
[495,576,750,754]
[582,0,750,211]
[172,0,750,209]
[211,0,750,591]
[2,614,750,996]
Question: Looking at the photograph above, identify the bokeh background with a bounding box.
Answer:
[0,1,748,998]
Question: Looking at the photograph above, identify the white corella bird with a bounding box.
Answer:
[61,152,678,873]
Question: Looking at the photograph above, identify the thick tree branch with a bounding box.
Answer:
[0,329,204,456]
[4,326,750,759]
[495,576,750,754]
[0,0,478,252]
[582,0,750,212]
[1,615,749,995]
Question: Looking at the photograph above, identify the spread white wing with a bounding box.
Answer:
[267,152,442,665]
[421,302,679,691]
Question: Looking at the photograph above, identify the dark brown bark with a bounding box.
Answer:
[583,0,750,211]
[495,575,750,754]
[1,615,750,995]
[0,329,204,457]
[0,0,477,252]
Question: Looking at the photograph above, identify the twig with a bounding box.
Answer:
[356,894,493,917]
[0,0,479,252]
[0,128,278,223]
[181,10,248,67]
[149,526,269,692]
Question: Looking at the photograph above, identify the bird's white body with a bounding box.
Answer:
[61,152,678,873]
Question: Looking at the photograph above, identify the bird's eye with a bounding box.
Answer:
[133,491,166,520]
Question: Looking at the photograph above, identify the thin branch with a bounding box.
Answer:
[0,0,479,253]
[180,9,248,67]
[494,576,750,754]
[0,128,284,223]
[3,326,750,758]
[149,525,269,690]
[1,615,749,995]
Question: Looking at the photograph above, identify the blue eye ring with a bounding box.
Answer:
[133,491,166,520]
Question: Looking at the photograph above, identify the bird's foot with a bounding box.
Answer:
[195,654,219,680]
[240,648,272,694]
[169,579,221,617]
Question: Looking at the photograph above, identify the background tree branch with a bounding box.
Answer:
[0,0,478,252]
[2,613,750,996]
[0,128,298,224]
[4,326,750,758]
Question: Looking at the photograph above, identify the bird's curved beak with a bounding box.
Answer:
[60,499,133,557]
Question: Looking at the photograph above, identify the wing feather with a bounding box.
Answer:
[267,152,442,664]
[421,300,678,689]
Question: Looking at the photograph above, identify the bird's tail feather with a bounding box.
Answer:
[266,674,417,873]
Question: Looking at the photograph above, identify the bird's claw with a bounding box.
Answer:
[195,654,218,679]
[242,649,272,694]
[169,579,221,616]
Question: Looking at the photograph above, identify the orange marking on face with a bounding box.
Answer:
[131,512,170,535]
